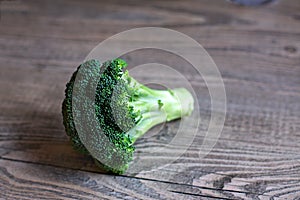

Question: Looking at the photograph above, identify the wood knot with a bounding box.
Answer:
[284,46,297,54]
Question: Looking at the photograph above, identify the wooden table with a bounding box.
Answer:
[0,0,299,199]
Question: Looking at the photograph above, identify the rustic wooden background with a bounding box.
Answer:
[0,0,299,199]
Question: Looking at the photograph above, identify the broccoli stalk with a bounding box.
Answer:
[62,59,194,174]
[126,83,193,143]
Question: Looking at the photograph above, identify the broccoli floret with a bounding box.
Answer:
[62,59,194,174]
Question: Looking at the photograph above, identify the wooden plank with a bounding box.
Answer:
[0,58,299,197]
[0,0,299,40]
[1,158,261,200]
[0,0,299,199]
[1,152,300,199]
[0,59,299,198]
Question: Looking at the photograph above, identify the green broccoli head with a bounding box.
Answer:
[62,59,194,174]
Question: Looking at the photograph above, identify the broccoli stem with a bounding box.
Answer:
[128,86,194,143]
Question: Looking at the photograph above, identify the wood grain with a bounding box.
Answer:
[0,0,299,199]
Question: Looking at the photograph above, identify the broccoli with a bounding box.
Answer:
[62,58,194,174]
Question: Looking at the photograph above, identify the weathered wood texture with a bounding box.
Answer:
[0,0,299,199]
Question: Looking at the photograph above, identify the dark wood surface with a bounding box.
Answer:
[0,0,299,199]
